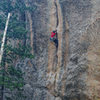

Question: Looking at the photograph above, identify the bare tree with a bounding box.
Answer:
[0,13,11,65]
[0,13,11,100]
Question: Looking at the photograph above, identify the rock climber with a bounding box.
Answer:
[50,30,58,48]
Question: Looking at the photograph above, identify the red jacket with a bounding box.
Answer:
[51,32,56,38]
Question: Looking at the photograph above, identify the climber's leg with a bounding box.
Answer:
[53,38,58,48]
[50,38,58,48]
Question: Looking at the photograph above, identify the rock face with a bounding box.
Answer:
[20,0,100,100]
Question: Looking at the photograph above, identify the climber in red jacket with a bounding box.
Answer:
[50,30,58,48]
[51,30,57,38]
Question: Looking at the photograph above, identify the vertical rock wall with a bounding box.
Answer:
[47,0,69,98]
[18,0,100,100]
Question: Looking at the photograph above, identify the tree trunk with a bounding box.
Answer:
[0,13,11,65]
[0,13,11,100]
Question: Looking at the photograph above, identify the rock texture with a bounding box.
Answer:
[17,0,100,100]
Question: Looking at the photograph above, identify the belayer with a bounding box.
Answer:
[50,30,58,48]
